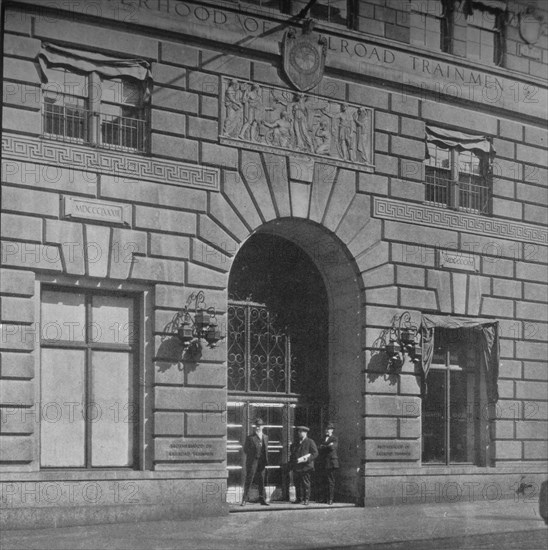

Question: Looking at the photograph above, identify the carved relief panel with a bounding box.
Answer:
[220,78,374,172]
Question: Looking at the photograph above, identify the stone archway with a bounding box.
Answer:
[228,218,364,501]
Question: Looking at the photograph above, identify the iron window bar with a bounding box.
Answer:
[42,104,147,153]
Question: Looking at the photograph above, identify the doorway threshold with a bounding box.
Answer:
[229,502,357,513]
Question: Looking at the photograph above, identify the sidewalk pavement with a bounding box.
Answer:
[1,498,546,550]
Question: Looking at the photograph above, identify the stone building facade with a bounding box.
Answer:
[1,0,547,529]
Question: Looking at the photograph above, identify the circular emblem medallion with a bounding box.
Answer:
[290,42,320,75]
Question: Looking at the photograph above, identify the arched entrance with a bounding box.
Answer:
[226,219,363,504]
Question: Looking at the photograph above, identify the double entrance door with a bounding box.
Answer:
[226,300,326,502]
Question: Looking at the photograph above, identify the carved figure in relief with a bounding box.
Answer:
[274,92,316,152]
[354,107,370,163]
[314,121,331,155]
[223,79,242,137]
[262,110,292,148]
[322,103,354,161]
[239,83,264,141]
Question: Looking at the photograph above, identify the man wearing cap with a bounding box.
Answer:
[290,426,318,505]
[241,418,269,506]
[318,423,339,505]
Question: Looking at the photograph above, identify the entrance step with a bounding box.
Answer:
[230,502,357,513]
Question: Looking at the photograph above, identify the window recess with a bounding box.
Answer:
[38,43,151,153]
[424,126,495,215]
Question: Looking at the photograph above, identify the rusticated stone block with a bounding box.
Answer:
[201,143,238,169]
[187,263,228,289]
[365,375,398,394]
[365,395,420,417]
[188,116,218,141]
[85,225,110,279]
[186,412,226,436]
[208,194,249,242]
[516,379,548,400]
[0,380,34,406]
[399,374,421,395]
[3,58,39,84]
[131,257,186,284]
[494,440,521,459]
[45,220,85,276]
[523,440,548,460]
[2,160,97,196]
[151,62,186,89]
[151,133,199,163]
[155,387,225,411]
[154,412,184,436]
[400,288,437,310]
[399,417,420,438]
[2,186,59,218]
[391,136,424,159]
[1,213,42,243]
[151,109,186,136]
[0,242,63,273]
[191,238,231,272]
[0,297,34,324]
[188,71,218,95]
[0,324,36,352]
[0,352,34,379]
[150,234,190,260]
[365,417,397,438]
[422,101,497,135]
[161,42,200,68]
[390,179,423,201]
[516,420,548,440]
[0,410,34,434]
[109,228,148,280]
[201,52,250,79]
[135,205,196,234]
[186,364,226,387]
[198,215,238,254]
[323,169,356,233]
[0,435,33,462]
[523,362,547,380]
[361,264,395,288]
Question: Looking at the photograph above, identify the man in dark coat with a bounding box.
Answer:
[290,426,318,505]
[318,422,339,504]
[241,418,269,506]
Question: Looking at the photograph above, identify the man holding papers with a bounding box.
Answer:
[290,426,318,505]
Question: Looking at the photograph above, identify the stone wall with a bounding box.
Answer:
[1,0,547,524]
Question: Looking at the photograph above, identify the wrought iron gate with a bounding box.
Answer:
[227,300,298,502]
[227,300,295,393]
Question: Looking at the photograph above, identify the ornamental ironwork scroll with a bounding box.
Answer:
[227,300,295,394]
[220,78,374,171]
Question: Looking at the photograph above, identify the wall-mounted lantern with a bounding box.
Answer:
[172,291,225,355]
[384,311,422,371]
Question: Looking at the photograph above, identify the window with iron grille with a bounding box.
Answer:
[41,67,148,153]
[425,143,491,214]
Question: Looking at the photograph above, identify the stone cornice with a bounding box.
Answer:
[1,134,220,191]
[373,197,547,245]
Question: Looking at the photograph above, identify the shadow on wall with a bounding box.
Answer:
[367,319,398,388]
[157,318,202,374]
